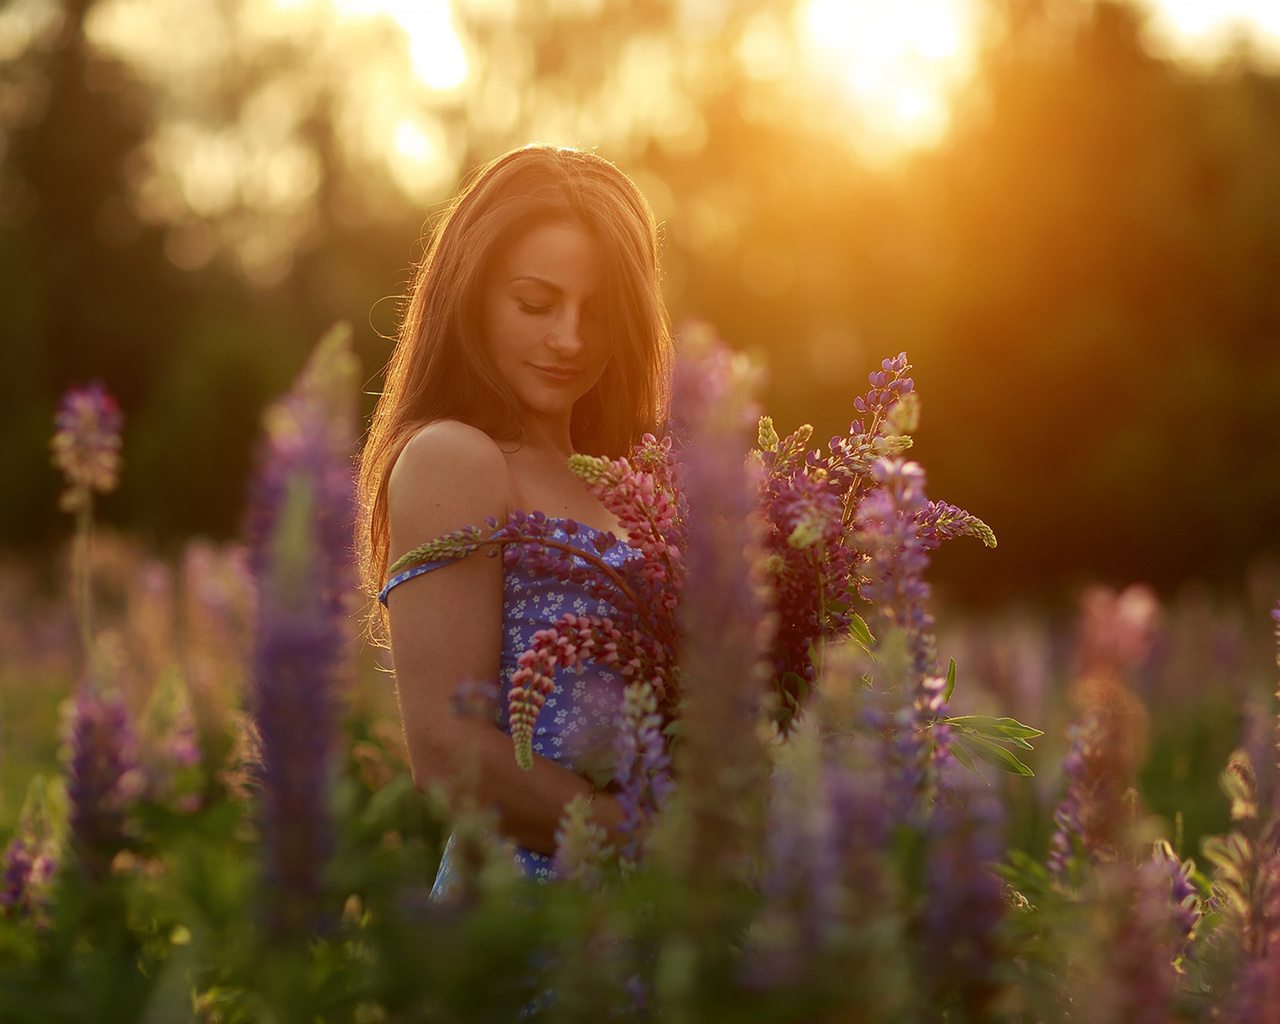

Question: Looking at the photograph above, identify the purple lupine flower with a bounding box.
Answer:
[244,328,358,933]
[914,500,998,551]
[1272,601,1280,661]
[1230,944,1280,1024]
[1,840,55,924]
[855,458,936,682]
[1089,858,1183,1024]
[62,683,144,879]
[759,457,851,715]
[822,352,916,511]
[1151,839,1201,957]
[854,458,951,815]
[1046,714,1104,883]
[753,353,990,733]
[612,680,674,867]
[745,729,892,990]
[921,764,1007,1017]
[1229,602,1280,1019]
[747,756,840,987]
[671,325,770,881]
[759,751,843,971]
[50,381,123,513]
[1,783,58,925]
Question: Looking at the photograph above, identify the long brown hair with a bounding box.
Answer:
[356,145,672,608]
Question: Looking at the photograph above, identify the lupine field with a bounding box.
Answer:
[1,318,1278,1024]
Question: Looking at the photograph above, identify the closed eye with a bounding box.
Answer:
[517,300,550,314]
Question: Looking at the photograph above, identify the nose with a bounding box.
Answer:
[547,306,587,356]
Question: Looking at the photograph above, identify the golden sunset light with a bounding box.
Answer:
[1147,0,1280,63]
[328,0,468,90]
[801,0,981,154]
[310,0,1280,167]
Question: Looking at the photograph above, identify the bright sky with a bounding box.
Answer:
[316,0,1280,160]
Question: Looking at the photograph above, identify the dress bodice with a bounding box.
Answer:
[382,518,641,893]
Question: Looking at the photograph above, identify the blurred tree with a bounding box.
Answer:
[1,0,1277,604]
[0,0,187,543]
[908,0,1280,599]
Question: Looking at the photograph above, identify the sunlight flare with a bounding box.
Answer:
[332,0,467,89]
[1146,0,1280,65]
[800,0,979,154]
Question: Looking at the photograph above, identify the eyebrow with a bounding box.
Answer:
[510,275,563,293]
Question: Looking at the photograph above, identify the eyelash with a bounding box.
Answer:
[516,301,603,323]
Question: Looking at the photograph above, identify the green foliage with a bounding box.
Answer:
[947,715,1043,777]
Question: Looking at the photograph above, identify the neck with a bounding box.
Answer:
[518,412,575,457]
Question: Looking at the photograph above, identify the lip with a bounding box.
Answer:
[530,364,582,383]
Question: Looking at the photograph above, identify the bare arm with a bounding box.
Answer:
[386,421,622,854]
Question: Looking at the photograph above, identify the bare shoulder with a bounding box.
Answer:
[388,421,510,551]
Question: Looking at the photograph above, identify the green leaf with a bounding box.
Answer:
[947,715,1044,748]
[943,657,957,703]
[848,614,875,652]
[950,741,976,772]
[954,734,1035,776]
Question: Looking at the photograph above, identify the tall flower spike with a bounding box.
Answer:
[671,324,770,883]
[1151,839,1201,958]
[855,458,949,814]
[245,323,358,934]
[752,734,843,984]
[50,381,123,514]
[52,381,124,657]
[855,458,935,682]
[1046,714,1104,883]
[552,793,610,887]
[1,777,61,925]
[613,679,674,867]
[62,683,143,880]
[922,765,1007,1017]
[1087,859,1182,1024]
[507,613,665,771]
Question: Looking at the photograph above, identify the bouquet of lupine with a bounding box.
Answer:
[388,343,1026,800]
[391,429,684,765]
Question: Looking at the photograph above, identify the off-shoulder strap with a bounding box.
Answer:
[378,554,465,606]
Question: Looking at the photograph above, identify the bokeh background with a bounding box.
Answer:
[2,0,1278,606]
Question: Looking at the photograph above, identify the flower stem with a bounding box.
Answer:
[74,498,95,662]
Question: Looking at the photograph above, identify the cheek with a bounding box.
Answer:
[481,303,521,360]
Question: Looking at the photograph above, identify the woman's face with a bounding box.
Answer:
[480,219,610,430]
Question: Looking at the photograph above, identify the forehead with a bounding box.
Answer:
[492,219,602,290]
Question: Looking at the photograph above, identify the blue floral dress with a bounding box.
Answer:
[379,519,639,897]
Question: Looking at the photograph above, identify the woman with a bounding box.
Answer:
[356,145,673,893]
